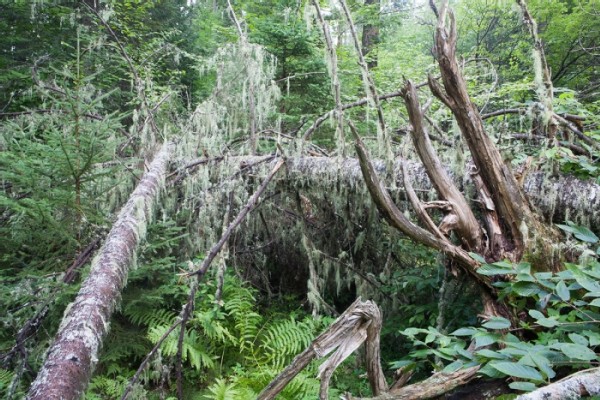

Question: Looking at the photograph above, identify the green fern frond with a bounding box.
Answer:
[0,368,14,397]
[195,309,236,344]
[124,303,178,327]
[202,378,244,400]
[223,287,262,351]
[258,318,315,368]
[147,325,215,371]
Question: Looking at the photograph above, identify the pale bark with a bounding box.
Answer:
[516,367,600,400]
[403,80,482,251]
[429,4,533,258]
[182,155,600,235]
[345,366,480,400]
[258,298,386,400]
[27,143,172,400]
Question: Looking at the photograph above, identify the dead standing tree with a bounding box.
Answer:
[355,1,562,321]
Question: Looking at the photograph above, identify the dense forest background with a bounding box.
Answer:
[1,0,599,399]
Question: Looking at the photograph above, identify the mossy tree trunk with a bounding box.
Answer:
[27,143,171,400]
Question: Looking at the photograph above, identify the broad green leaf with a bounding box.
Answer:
[567,264,600,292]
[493,260,514,269]
[528,309,545,320]
[478,364,505,378]
[557,222,598,243]
[482,317,511,330]
[468,252,487,263]
[555,280,570,301]
[559,343,598,361]
[534,272,553,280]
[474,332,497,349]
[456,347,475,360]
[529,353,556,379]
[476,349,507,360]
[477,264,515,276]
[443,360,464,373]
[583,330,600,346]
[512,282,541,297]
[573,227,598,243]
[509,381,538,392]
[537,317,559,328]
[432,349,455,361]
[516,262,531,275]
[451,327,478,336]
[424,333,436,344]
[489,361,543,381]
[568,333,588,347]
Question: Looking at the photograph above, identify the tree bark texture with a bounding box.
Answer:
[258,298,386,400]
[27,143,172,400]
[184,155,600,236]
[345,366,480,400]
[429,6,534,258]
[515,367,600,400]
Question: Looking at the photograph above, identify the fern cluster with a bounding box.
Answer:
[83,215,351,399]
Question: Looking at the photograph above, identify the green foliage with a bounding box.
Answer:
[393,223,600,393]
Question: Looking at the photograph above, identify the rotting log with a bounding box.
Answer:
[344,366,480,400]
[27,143,172,400]
[178,155,600,236]
[515,367,600,400]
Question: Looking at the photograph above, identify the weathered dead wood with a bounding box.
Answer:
[516,367,600,400]
[27,142,172,400]
[403,80,482,251]
[181,155,600,236]
[429,3,543,260]
[344,366,480,400]
[553,112,600,151]
[349,124,490,287]
[257,298,386,400]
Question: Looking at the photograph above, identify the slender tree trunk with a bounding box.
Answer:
[361,0,380,69]
[27,143,172,400]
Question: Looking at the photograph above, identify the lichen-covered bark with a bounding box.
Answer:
[186,156,600,235]
[516,367,600,400]
[27,143,172,400]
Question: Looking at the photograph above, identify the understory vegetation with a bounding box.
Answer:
[1,0,600,399]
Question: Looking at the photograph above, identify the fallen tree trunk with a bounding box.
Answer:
[344,366,480,400]
[180,155,600,234]
[515,367,600,400]
[27,143,172,400]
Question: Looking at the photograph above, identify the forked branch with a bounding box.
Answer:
[429,2,533,258]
